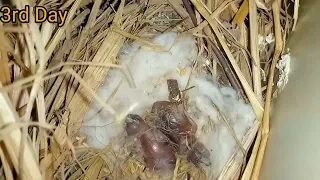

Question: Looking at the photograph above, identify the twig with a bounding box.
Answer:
[0,146,13,180]
[172,156,181,180]
[232,0,248,27]
[183,0,246,100]
[187,0,234,33]
[166,0,194,29]
[292,0,299,31]
[208,39,246,100]
[0,24,11,97]
[2,26,29,33]
[190,0,264,121]
[0,62,129,93]
[181,86,195,93]
[0,81,42,180]
[0,62,133,118]
[212,103,246,156]
[182,0,197,26]
[240,128,261,180]
[249,0,262,102]
[251,0,283,179]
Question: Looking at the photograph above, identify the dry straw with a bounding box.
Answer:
[0,0,297,179]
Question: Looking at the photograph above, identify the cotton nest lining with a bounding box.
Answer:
[81,32,259,179]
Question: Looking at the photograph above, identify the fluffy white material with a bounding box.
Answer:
[266,33,275,44]
[81,32,256,179]
[276,53,291,89]
[258,33,275,50]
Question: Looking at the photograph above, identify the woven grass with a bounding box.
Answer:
[0,0,296,179]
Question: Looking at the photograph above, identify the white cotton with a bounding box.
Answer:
[276,53,291,89]
[258,33,275,51]
[187,77,256,178]
[266,33,275,44]
[81,32,257,179]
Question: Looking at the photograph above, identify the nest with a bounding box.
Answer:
[0,0,297,179]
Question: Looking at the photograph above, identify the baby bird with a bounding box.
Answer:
[125,114,176,170]
[151,101,211,167]
[150,79,211,167]
[186,138,211,167]
[151,101,197,142]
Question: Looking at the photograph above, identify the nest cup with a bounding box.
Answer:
[0,0,295,179]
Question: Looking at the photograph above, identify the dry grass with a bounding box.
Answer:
[0,0,296,179]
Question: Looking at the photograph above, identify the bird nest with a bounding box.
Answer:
[0,0,297,179]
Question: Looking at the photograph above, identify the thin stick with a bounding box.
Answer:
[183,0,246,100]
[46,0,83,60]
[204,0,215,77]
[0,62,132,119]
[292,0,299,31]
[182,0,197,26]
[0,82,42,180]
[84,79,124,122]
[208,39,246,99]
[68,0,103,65]
[232,0,249,26]
[172,156,181,180]
[19,126,28,180]
[249,0,262,103]
[0,122,54,140]
[190,0,264,120]
[0,24,11,97]
[0,146,13,180]
[241,128,261,180]
[251,0,283,179]
[187,0,234,33]
[166,0,194,29]
[212,103,246,156]
[67,69,117,115]
[0,62,126,93]
[2,26,29,33]
[111,26,167,51]
[2,68,117,116]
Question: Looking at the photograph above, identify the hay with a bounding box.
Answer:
[0,0,296,179]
